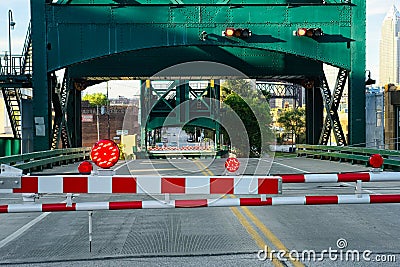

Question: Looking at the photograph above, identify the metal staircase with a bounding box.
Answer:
[21,22,32,75]
[1,88,21,138]
[0,21,32,139]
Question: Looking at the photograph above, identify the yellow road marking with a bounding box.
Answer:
[193,159,282,266]
[230,206,284,267]
[194,159,305,267]
[241,207,304,267]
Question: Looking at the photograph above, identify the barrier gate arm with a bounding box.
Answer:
[2,164,400,209]
[0,194,400,214]
[2,164,400,253]
[280,172,400,183]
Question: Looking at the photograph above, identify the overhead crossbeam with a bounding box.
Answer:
[256,82,303,107]
[318,68,348,146]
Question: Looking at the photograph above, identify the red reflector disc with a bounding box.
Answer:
[369,154,384,168]
[78,161,93,174]
[225,157,240,173]
[90,139,120,169]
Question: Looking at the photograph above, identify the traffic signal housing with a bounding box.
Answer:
[294,28,323,38]
[224,27,252,38]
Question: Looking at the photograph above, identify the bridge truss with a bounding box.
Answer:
[13,0,367,151]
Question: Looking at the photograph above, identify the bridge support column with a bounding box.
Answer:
[31,1,51,151]
[140,80,150,151]
[67,87,82,147]
[305,79,323,145]
[214,81,221,150]
[348,0,366,146]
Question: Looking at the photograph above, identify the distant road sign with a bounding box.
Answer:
[116,130,128,136]
[82,114,93,122]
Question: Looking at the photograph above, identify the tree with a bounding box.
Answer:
[82,93,107,107]
[221,80,273,157]
[277,108,306,144]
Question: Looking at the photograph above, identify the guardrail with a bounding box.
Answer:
[0,147,91,173]
[296,144,400,169]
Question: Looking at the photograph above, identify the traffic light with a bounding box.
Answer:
[223,27,252,38]
[294,28,323,38]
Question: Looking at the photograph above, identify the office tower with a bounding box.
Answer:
[379,5,400,86]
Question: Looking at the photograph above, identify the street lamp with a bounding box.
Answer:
[365,70,376,86]
[8,10,16,75]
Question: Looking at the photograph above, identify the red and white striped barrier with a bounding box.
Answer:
[280,172,400,183]
[1,175,281,195]
[1,194,399,213]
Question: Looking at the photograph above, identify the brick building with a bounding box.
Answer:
[81,98,139,148]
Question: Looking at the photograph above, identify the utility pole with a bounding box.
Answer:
[8,10,15,74]
[107,81,110,140]
[96,105,100,141]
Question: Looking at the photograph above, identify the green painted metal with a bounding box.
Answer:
[46,2,352,75]
[141,80,221,152]
[31,1,52,151]
[297,144,400,170]
[0,147,91,173]
[348,0,366,146]
[30,0,366,150]
[0,137,21,157]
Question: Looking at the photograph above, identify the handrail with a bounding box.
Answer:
[0,147,91,173]
[21,21,32,75]
[296,144,400,169]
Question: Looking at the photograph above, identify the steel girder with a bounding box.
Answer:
[256,82,303,108]
[29,0,366,150]
[51,71,72,149]
[318,69,348,146]
[144,80,220,130]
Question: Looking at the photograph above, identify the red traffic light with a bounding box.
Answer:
[297,28,307,36]
[369,154,384,169]
[90,139,120,169]
[225,28,235,37]
[78,161,93,174]
[224,28,252,38]
[295,28,323,38]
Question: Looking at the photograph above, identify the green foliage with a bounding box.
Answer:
[182,125,195,134]
[277,108,306,144]
[82,93,107,107]
[221,80,273,157]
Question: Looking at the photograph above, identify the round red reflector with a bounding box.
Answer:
[369,154,384,168]
[90,139,120,169]
[78,161,93,174]
[225,157,240,173]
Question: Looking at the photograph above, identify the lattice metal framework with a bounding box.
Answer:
[318,68,348,146]
[256,82,303,108]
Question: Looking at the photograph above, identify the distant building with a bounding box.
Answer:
[81,99,139,148]
[366,88,384,149]
[379,5,400,86]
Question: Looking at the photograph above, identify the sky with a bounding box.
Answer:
[0,0,396,96]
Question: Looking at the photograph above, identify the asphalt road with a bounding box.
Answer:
[0,156,399,266]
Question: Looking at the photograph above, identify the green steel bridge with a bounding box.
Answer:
[0,0,366,155]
